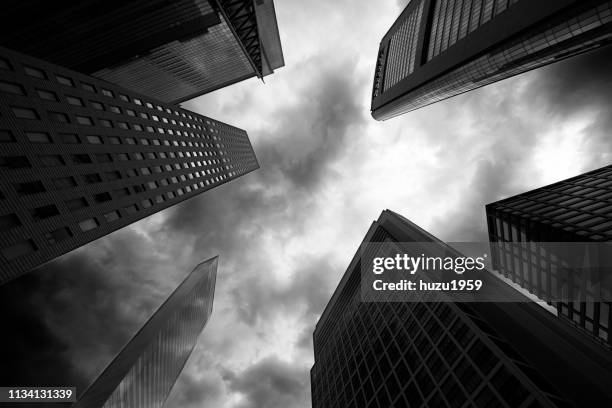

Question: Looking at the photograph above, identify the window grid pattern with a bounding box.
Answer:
[311,225,564,408]
[383,0,425,92]
[487,165,612,347]
[427,0,518,61]
[75,258,217,408]
[0,47,258,284]
[374,1,612,117]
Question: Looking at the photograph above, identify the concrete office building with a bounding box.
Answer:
[486,164,612,347]
[0,47,258,284]
[73,257,218,408]
[0,0,284,104]
[311,210,612,407]
[371,0,612,119]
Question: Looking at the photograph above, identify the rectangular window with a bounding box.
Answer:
[45,227,73,244]
[103,210,121,222]
[66,96,84,106]
[113,188,130,198]
[0,213,21,232]
[82,83,96,93]
[83,173,102,184]
[78,218,99,232]
[30,204,60,220]
[24,66,46,79]
[72,154,92,164]
[56,75,74,87]
[66,197,88,211]
[101,89,114,98]
[86,135,103,144]
[124,204,139,214]
[14,181,46,195]
[39,154,65,167]
[94,192,112,203]
[1,239,37,260]
[91,101,104,110]
[105,171,122,181]
[0,80,25,95]
[26,132,52,143]
[53,176,77,190]
[1,156,31,169]
[96,153,113,163]
[12,106,39,120]
[60,133,80,144]
[77,116,94,126]
[141,198,153,208]
[48,111,69,123]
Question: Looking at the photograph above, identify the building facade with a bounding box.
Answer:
[371,0,612,119]
[73,257,218,408]
[486,165,612,347]
[0,0,284,104]
[311,210,612,407]
[0,47,258,284]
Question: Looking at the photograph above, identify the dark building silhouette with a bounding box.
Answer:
[0,0,284,104]
[311,210,612,407]
[0,47,258,284]
[487,165,612,348]
[73,257,218,408]
[371,0,612,120]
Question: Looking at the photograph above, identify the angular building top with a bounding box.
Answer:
[312,210,612,407]
[73,257,218,408]
[371,0,612,119]
[0,47,258,284]
[0,0,284,104]
[486,164,612,347]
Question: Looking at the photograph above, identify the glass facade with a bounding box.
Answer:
[311,211,572,408]
[74,257,217,408]
[0,47,258,284]
[0,0,284,104]
[372,0,612,119]
[486,165,612,347]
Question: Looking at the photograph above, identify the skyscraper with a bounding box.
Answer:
[0,0,284,104]
[486,164,612,347]
[0,47,258,284]
[73,257,218,408]
[311,210,612,407]
[371,0,612,120]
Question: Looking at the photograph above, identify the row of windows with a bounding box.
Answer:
[0,56,228,128]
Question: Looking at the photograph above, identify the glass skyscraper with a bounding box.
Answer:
[311,210,612,407]
[73,257,218,408]
[371,0,612,119]
[0,0,284,104]
[0,47,258,284]
[486,164,612,347]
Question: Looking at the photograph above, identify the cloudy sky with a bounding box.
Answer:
[1,1,612,407]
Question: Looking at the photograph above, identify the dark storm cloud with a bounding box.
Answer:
[0,227,185,396]
[226,356,310,408]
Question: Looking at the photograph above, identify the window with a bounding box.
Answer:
[134,98,142,105]
[83,173,102,184]
[0,213,21,232]
[1,156,31,169]
[79,218,99,232]
[65,197,88,211]
[82,83,96,92]
[86,135,103,144]
[45,227,72,244]
[95,154,112,164]
[56,75,74,87]
[53,176,77,190]
[1,239,37,260]
[60,133,80,144]
[101,88,114,98]
[0,130,15,143]
[12,106,39,119]
[94,192,112,203]
[30,204,60,220]
[126,109,136,117]
[91,101,104,110]
[103,210,121,222]
[109,105,121,114]
[0,80,25,95]
[39,155,65,167]
[117,122,129,130]
[100,119,113,128]
[141,198,153,208]
[108,136,121,145]
[117,153,129,161]
[48,111,69,123]
[113,188,130,198]
[72,154,92,164]
[105,171,122,181]
[14,181,46,196]
[66,95,84,106]
[133,124,143,131]
[119,94,129,102]
[26,132,52,143]
[76,116,93,126]
[140,167,151,175]
[124,204,139,214]
[24,65,46,79]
